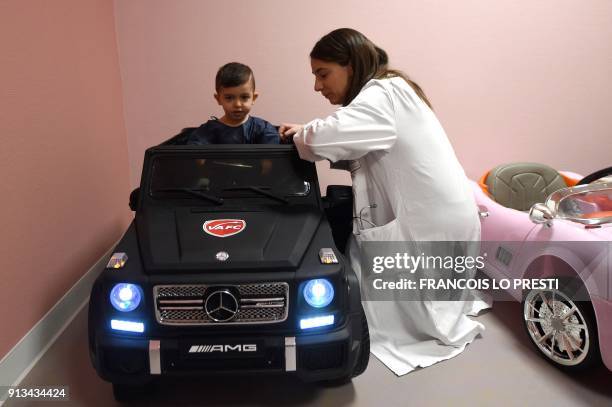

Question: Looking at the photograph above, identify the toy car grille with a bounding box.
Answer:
[157,286,207,298]
[238,283,287,297]
[153,283,289,326]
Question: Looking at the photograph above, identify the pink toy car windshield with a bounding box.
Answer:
[557,188,612,222]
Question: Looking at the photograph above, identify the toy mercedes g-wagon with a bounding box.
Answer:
[88,143,369,400]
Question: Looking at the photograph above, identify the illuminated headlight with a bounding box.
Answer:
[303,279,334,308]
[300,315,334,330]
[111,319,144,333]
[110,283,143,312]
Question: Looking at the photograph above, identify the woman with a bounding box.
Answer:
[281,28,489,375]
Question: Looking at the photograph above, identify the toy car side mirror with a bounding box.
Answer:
[129,188,140,211]
[529,203,554,227]
[324,185,353,254]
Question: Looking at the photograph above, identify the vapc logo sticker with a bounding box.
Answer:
[203,219,246,238]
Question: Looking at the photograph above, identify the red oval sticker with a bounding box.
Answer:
[203,219,246,238]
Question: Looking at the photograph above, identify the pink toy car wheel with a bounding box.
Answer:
[523,288,599,369]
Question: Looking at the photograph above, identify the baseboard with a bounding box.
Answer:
[0,244,116,389]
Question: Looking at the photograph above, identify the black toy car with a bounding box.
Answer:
[88,143,369,400]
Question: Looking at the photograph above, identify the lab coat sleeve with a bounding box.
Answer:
[293,81,397,162]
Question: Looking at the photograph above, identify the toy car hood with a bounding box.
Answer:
[136,206,323,273]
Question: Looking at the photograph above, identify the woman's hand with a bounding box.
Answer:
[278,123,304,143]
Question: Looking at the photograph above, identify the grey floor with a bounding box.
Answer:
[5,301,612,407]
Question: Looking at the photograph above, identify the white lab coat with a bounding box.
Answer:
[293,77,490,375]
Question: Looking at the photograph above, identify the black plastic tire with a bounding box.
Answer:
[351,305,370,377]
[317,305,370,386]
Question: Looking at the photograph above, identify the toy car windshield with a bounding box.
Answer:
[149,156,311,202]
[552,183,612,225]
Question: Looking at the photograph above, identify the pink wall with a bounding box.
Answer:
[1,0,609,363]
[0,0,132,359]
[115,0,612,190]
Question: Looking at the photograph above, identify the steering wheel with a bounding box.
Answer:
[576,166,612,185]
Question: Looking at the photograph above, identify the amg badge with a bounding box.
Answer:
[188,344,257,353]
[203,219,246,238]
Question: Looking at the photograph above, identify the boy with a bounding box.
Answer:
[186,62,280,144]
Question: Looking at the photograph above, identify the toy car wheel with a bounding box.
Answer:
[522,288,600,370]
[319,305,370,386]
[352,305,370,377]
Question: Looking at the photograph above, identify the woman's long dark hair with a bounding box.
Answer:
[310,28,432,108]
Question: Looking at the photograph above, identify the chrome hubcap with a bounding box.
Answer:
[523,289,589,366]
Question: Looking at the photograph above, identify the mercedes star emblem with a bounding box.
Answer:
[204,290,239,322]
[216,251,229,261]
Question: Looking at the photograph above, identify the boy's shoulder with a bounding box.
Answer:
[184,117,230,145]
[198,116,222,128]
[245,116,280,144]
[248,116,275,129]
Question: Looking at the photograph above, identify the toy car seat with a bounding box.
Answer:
[481,162,569,211]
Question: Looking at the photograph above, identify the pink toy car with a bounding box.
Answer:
[472,163,612,371]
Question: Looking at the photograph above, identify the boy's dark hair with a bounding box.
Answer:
[215,62,255,92]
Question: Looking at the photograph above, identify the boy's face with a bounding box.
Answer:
[214,79,258,124]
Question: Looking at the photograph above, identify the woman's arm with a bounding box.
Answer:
[293,81,397,162]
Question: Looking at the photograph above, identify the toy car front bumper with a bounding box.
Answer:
[91,313,362,384]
